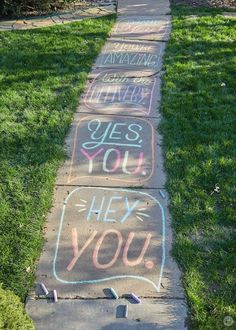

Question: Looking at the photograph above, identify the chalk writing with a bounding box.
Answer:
[67,228,153,271]
[68,115,155,184]
[96,41,164,71]
[101,73,151,85]
[103,53,158,68]
[81,195,141,223]
[87,84,149,105]
[82,119,143,150]
[114,16,171,36]
[113,42,152,52]
[53,187,166,293]
[84,70,159,116]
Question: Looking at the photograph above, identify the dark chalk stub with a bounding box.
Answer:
[116,305,125,319]
[103,288,118,299]
[115,305,128,319]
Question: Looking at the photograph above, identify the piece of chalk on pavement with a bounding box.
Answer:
[124,305,128,318]
[131,293,141,304]
[40,283,49,295]
[159,190,166,199]
[53,289,58,302]
[109,288,119,299]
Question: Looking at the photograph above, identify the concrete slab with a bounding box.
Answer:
[223,12,236,18]
[56,114,166,187]
[118,0,170,16]
[26,1,187,328]
[31,21,54,28]
[85,4,117,16]
[26,298,187,330]
[0,25,13,30]
[0,19,16,26]
[78,69,161,117]
[30,187,184,299]
[0,5,117,31]
[111,16,171,41]
[94,38,165,74]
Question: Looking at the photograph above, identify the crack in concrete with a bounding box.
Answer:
[89,68,163,80]
[30,296,185,301]
[110,36,169,43]
[75,110,161,120]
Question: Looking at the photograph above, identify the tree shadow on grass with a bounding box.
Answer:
[0,16,115,300]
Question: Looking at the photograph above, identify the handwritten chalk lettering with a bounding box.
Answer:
[54,187,166,292]
[102,73,129,83]
[93,230,123,269]
[133,77,152,85]
[68,116,154,184]
[85,195,140,223]
[103,53,158,69]
[79,119,145,176]
[103,149,122,173]
[117,20,168,33]
[80,148,104,174]
[101,73,151,86]
[123,232,152,267]
[66,194,153,271]
[67,228,153,271]
[113,42,152,52]
[82,119,143,150]
[128,25,166,33]
[66,229,97,271]
[84,71,158,116]
[88,85,150,106]
[81,148,145,175]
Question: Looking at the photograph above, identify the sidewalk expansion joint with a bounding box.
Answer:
[109,36,168,43]
[91,67,163,78]
[107,38,168,45]
[32,296,185,301]
[75,110,161,120]
[55,184,165,190]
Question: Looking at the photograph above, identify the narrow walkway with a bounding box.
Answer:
[26,1,187,329]
[0,2,116,31]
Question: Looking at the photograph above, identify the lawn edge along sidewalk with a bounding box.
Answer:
[0,1,117,31]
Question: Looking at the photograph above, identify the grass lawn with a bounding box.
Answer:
[0,14,115,301]
[161,5,236,329]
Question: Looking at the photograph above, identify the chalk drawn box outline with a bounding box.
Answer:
[112,16,171,41]
[84,69,159,116]
[53,187,166,292]
[95,38,165,72]
[67,115,155,185]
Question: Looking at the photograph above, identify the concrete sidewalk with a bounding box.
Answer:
[0,1,116,31]
[26,1,188,329]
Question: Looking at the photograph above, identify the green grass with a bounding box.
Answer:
[0,285,34,329]
[0,14,115,301]
[161,5,236,329]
